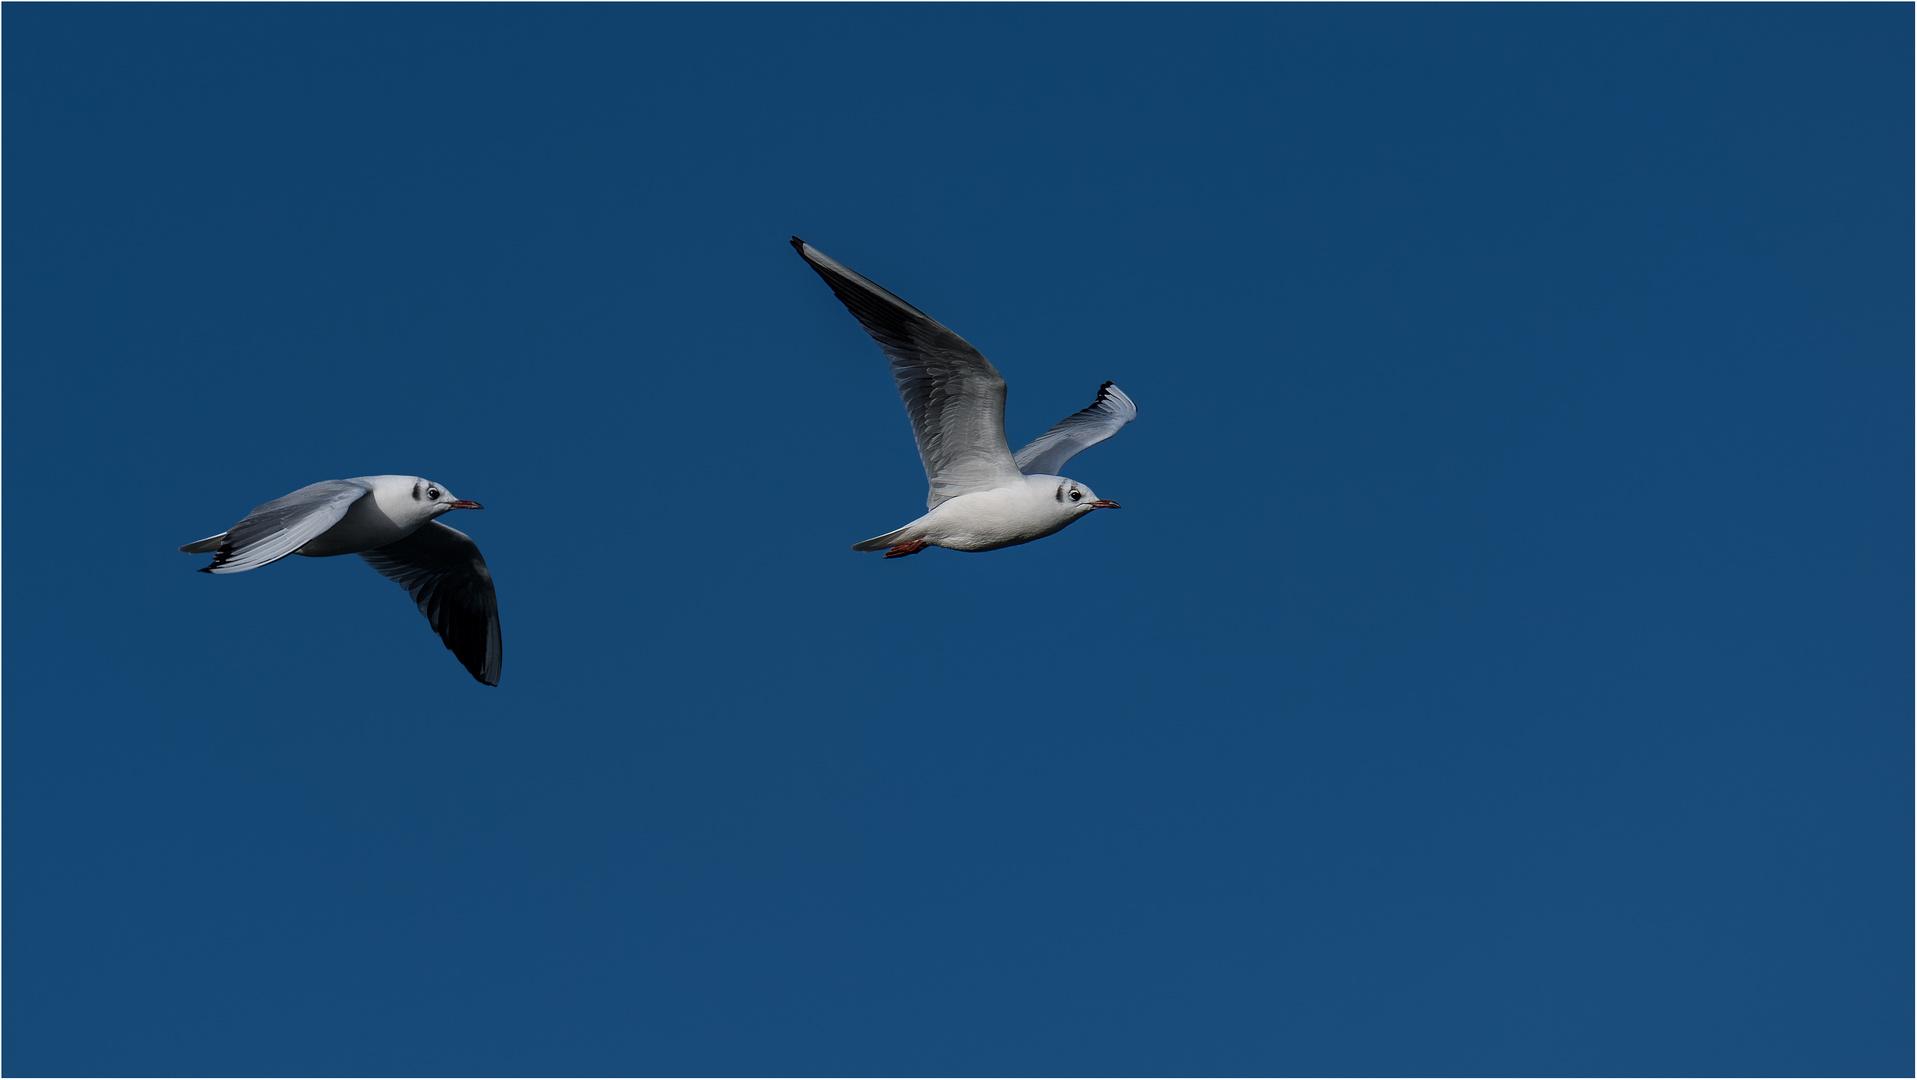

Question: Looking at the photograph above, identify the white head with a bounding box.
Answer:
[1051,477,1121,518]
[410,476,484,520]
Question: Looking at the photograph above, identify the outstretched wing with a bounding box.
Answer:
[792,238,1023,509]
[360,521,502,686]
[189,479,372,574]
[1013,382,1138,476]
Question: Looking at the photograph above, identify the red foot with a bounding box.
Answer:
[883,539,929,559]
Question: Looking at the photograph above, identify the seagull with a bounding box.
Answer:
[179,475,502,685]
[792,237,1137,558]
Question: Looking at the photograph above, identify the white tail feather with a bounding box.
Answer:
[851,526,913,552]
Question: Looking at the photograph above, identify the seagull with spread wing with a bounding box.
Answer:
[792,237,1137,558]
[179,475,502,685]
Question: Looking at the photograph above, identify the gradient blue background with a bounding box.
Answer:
[6,5,1909,1076]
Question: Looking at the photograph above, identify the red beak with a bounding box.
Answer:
[1087,499,1122,509]
[448,500,484,510]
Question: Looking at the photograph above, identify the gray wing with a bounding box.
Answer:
[792,238,1023,509]
[1013,382,1139,476]
[188,479,373,574]
[360,521,502,686]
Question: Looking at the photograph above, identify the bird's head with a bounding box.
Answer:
[1055,478,1121,516]
[415,477,484,519]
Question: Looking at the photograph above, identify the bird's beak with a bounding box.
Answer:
[1087,499,1121,509]
[448,500,484,510]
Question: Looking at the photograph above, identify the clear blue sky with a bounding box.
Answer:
[6,5,1908,1075]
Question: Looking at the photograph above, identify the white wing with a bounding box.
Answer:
[187,479,373,574]
[1014,382,1138,476]
[793,238,1023,509]
[360,521,502,686]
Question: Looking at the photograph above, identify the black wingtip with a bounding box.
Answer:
[790,236,807,254]
[1099,380,1115,392]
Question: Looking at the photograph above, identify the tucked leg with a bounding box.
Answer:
[883,539,930,559]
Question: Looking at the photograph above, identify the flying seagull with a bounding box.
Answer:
[180,475,501,685]
[791,237,1137,558]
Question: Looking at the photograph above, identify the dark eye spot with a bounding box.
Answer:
[1069,490,1082,501]
[428,488,440,500]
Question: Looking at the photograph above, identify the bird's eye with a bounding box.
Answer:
[428,488,440,499]
[1069,490,1082,501]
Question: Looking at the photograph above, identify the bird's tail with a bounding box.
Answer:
[179,533,227,554]
[851,525,914,552]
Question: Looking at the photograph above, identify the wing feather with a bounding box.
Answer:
[1013,382,1138,476]
[792,238,1023,508]
[360,521,502,686]
[189,480,372,574]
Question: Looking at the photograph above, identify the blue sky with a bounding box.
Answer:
[5,5,1908,1076]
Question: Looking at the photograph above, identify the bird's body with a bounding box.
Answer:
[285,475,444,557]
[180,475,501,685]
[856,474,1114,554]
[791,238,1136,557]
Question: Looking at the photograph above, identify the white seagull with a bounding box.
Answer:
[792,237,1137,558]
[180,475,501,685]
